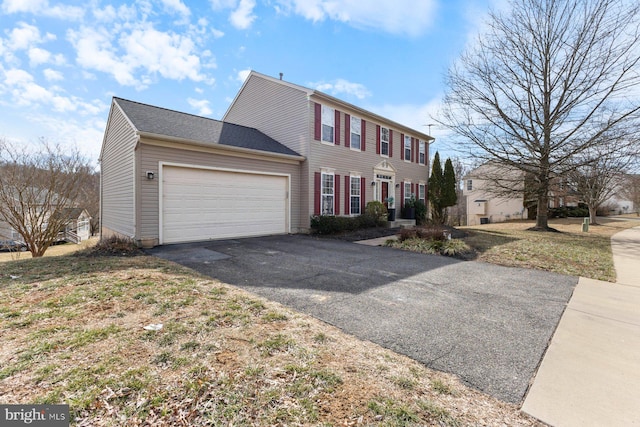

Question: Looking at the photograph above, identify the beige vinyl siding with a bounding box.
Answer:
[307,103,430,217]
[137,142,302,245]
[224,74,309,157]
[100,104,137,238]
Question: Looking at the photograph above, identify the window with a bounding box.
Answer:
[350,116,361,150]
[466,179,473,191]
[380,127,389,156]
[404,135,411,161]
[321,172,334,215]
[350,176,361,215]
[419,141,425,164]
[404,182,412,206]
[321,105,334,143]
[418,184,426,203]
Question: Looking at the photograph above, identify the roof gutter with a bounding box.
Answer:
[136,131,306,163]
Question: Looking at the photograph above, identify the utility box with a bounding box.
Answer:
[582,217,589,232]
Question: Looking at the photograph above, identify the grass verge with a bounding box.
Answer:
[0,251,540,426]
[460,217,638,281]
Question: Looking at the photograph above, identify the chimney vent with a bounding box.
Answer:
[279,72,283,80]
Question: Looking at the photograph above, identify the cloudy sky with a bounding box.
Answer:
[0,0,495,163]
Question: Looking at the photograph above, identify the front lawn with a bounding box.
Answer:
[0,250,539,426]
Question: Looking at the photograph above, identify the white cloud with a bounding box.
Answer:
[7,22,43,50]
[159,0,191,16]
[310,78,372,99]
[187,98,213,116]
[237,68,251,83]
[229,0,257,29]
[1,0,84,20]
[210,0,237,10]
[275,0,437,37]
[43,68,63,81]
[68,23,211,88]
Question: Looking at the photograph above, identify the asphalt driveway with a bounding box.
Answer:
[148,234,577,404]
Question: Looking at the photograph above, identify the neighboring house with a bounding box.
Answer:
[0,191,91,244]
[463,164,528,226]
[100,71,433,247]
[60,208,92,243]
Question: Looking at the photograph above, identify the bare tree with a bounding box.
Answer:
[567,130,638,224]
[0,139,92,257]
[438,0,640,230]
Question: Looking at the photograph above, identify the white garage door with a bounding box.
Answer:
[161,165,288,244]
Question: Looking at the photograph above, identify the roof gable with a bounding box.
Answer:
[113,98,301,157]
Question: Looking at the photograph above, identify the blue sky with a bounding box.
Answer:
[0,0,494,163]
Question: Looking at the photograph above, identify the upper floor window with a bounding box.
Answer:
[380,127,389,156]
[321,172,334,215]
[350,116,361,150]
[466,179,473,191]
[350,176,361,215]
[419,141,426,165]
[321,105,334,143]
[404,135,411,161]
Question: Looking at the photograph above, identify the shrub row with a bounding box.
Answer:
[548,206,589,218]
[310,202,388,235]
[398,227,447,242]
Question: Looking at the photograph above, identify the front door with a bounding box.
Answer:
[381,181,389,208]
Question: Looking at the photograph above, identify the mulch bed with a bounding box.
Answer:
[315,224,468,242]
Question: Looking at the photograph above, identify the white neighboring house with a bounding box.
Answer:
[463,164,528,226]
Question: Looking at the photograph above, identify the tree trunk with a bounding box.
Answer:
[535,192,549,230]
[588,205,598,225]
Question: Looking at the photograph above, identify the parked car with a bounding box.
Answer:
[0,240,28,252]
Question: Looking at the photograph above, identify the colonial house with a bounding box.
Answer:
[100,71,433,247]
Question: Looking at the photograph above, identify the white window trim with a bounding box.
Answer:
[418,183,426,203]
[350,115,361,151]
[321,171,335,216]
[380,126,390,157]
[350,175,361,216]
[404,181,412,206]
[419,141,426,165]
[321,105,335,145]
[466,179,473,191]
[404,135,412,162]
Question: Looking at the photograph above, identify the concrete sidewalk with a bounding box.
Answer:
[522,226,640,426]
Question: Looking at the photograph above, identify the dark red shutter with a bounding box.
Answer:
[400,133,405,160]
[344,176,350,215]
[314,103,321,141]
[400,181,405,209]
[334,110,340,145]
[314,172,321,215]
[361,120,366,151]
[411,182,415,197]
[360,177,366,213]
[376,125,381,154]
[335,174,341,215]
[345,114,350,148]
[389,129,393,157]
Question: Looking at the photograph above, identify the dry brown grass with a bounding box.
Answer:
[0,237,98,263]
[460,217,639,281]
[0,253,541,426]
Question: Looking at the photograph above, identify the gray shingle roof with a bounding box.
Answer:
[114,97,301,157]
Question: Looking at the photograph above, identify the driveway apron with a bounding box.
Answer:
[148,234,577,404]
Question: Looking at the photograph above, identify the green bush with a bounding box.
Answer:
[365,201,388,226]
[414,200,427,225]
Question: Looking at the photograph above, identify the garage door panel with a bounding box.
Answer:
[162,166,288,243]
